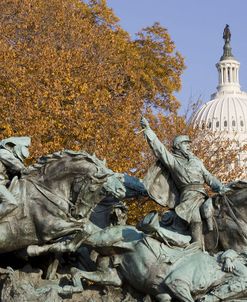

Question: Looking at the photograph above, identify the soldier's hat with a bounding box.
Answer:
[0,137,31,161]
[0,137,31,149]
[172,135,191,148]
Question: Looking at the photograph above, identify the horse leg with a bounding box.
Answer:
[27,225,124,257]
[70,267,122,288]
[62,225,125,253]
[26,234,90,257]
[26,233,89,256]
[26,241,69,256]
[45,253,60,280]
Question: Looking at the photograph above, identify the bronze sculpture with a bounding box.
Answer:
[0,130,246,301]
[0,149,126,255]
[70,213,247,302]
[223,24,231,43]
[140,117,230,249]
[0,137,31,218]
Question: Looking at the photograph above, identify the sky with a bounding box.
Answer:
[106,0,247,113]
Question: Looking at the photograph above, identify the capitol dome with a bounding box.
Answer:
[194,92,247,134]
[194,25,247,146]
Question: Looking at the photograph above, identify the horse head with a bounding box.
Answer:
[73,159,126,219]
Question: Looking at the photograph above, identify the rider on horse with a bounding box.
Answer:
[0,136,31,218]
[140,117,230,248]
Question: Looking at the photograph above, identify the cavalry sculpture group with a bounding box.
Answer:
[0,117,247,302]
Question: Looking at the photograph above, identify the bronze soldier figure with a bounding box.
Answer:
[0,137,31,218]
[140,117,229,247]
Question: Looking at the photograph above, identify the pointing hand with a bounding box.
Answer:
[140,116,149,129]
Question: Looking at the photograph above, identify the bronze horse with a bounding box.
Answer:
[204,184,247,253]
[0,150,126,255]
[70,223,247,302]
[160,183,247,253]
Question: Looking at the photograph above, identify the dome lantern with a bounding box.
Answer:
[216,25,240,93]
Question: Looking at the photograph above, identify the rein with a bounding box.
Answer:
[73,176,107,219]
[212,216,219,250]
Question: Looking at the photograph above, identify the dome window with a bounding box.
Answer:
[240,120,244,127]
[208,122,212,129]
[224,121,227,127]
[216,121,219,128]
[232,120,236,127]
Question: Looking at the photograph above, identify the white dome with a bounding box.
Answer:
[194,92,247,133]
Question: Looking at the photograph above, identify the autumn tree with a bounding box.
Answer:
[0,0,185,174]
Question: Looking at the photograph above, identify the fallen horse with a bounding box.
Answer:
[70,213,247,302]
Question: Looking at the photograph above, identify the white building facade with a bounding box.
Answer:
[193,26,247,168]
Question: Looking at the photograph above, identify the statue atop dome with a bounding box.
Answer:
[223,24,231,43]
[221,24,234,60]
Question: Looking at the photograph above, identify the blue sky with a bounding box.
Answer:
[106,0,247,113]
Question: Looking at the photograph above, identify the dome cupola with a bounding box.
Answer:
[194,25,247,139]
[216,24,240,93]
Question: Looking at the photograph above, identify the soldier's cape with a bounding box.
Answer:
[143,160,179,209]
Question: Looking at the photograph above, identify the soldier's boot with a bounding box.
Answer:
[201,198,214,231]
[0,185,18,218]
[191,222,204,250]
[205,217,214,232]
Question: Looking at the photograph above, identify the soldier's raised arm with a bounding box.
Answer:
[140,117,175,169]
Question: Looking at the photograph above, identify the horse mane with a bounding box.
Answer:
[29,150,110,175]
